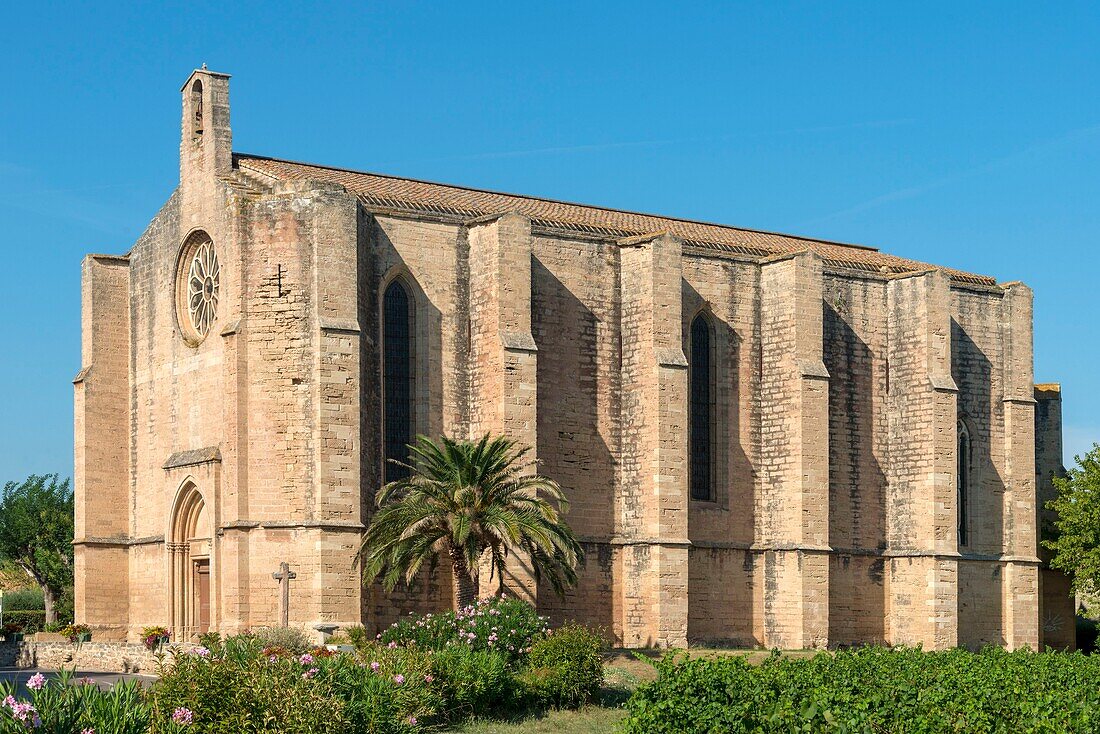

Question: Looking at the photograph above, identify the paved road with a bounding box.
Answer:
[0,669,155,696]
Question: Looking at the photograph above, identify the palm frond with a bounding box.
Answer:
[358,433,583,606]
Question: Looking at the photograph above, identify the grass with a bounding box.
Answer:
[442,655,655,734]
[443,706,627,734]
[443,648,812,733]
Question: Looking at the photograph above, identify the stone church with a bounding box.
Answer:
[74,68,1073,650]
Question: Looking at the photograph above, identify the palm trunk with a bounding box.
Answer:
[449,547,478,611]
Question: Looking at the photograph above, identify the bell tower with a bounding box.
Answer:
[180,67,232,185]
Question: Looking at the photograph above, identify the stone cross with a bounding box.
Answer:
[271,562,297,628]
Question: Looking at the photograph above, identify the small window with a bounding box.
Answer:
[689,313,715,501]
[383,280,414,484]
[957,421,971,547]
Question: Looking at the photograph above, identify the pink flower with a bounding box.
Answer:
[82,729,95,734]
[393,674,405,685]
[26,673,46,691]
[408,716,418,725]
[2,695,15,708]
[299,653,314,665]
[191,646,211,658]
[424,674,434,683]
[302,667,320,680]
[171,707,194,725]
[9,701,37,723]
[370,661,380,672]
[387,641,397,649]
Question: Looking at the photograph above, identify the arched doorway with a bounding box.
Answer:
[169,481,213,639]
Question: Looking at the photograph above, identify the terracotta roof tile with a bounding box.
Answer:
[235,154,997,286]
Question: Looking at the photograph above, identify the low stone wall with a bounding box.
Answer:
[0,640,168,674]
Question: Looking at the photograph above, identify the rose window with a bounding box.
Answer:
[186,241,220,338]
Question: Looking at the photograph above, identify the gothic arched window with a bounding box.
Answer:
[957,421,971,547]
[383,280,414,484]
[689,313,715,501]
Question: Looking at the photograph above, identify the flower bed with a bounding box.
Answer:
[1,599,606,733]
[623,646,1100,734]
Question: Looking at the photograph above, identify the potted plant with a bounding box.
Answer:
[141,625,171,650]
[1,623,23,642]
[63,623,92,644]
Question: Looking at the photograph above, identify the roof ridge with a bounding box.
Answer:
[233,152,881,253]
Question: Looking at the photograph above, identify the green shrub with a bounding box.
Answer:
[2,611,45,633]
[623,646,1100,734]
[428,646,513,719]
[1,588,43,611]
[519,624,606,709]
[346,625,372,652]
[249,625,314,655]
[380,597,548,665]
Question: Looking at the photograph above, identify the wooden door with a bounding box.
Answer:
[194,560,211,634]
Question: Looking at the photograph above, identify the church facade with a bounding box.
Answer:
[74,69,1073,650]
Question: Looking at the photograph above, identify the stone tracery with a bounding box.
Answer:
[186,241,219,338]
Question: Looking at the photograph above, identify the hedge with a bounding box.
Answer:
[1,611,45,633]
[623,646,1100,734]
[0,588,44,611]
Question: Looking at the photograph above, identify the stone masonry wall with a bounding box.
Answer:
[0,641,179,674]
[823,274,889,645]
[530,234,620,631]
[1035,385,1075,649]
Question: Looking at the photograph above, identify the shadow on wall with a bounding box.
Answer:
[824,301,888,645]
[531,255,616,631]
[681,278,755,645]
[357,216,452,629]
[952,319,1004,649]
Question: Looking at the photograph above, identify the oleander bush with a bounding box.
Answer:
[623,646,1100,734]
[519,623,606,709]
[0,670,149,734]
[151,637,435,733]
[378,596,548,665]
[427,646,514,719]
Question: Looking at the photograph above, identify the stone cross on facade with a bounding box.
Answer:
[271,561,297,628]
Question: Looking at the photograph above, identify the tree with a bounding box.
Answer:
[1045,444,1100,596]
[359,434,583,610]
[0,475,74,623]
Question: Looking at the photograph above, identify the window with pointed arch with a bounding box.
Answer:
[957,420,971,547]
[383,279,415,484]
[689,312,716,501]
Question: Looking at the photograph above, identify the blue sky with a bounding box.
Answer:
[2,2,1098,482]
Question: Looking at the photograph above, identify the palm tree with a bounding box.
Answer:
[359,434,583,610]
